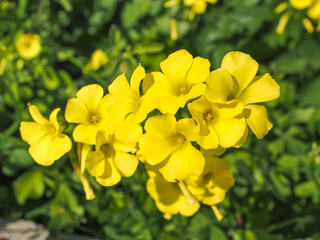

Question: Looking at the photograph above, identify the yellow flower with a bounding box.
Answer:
[82,49,108,73]
[147,50,210,114]
[139,114,205,182]
[146,166,200,218]
[276,13,290,34]
[204,51,280,139]
[307,0,320,20]
[188,96,247,149]
[86,130,139,186]
[15,33,42,60]
[108,64,155,128]
[65,84,113,145]
[184,0,217,14]
[0,58,7,75]
[20,104,71,166]
[289,0,313,10]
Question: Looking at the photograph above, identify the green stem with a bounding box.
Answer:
[266,218,298,232]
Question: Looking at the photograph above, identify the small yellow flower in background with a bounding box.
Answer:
[188,97,246,149]
[184,0,217,20]
[82,49,108,73]
[139,114,205,182]
[276,13,290,34]
[147,50,210,114]
[15,33,42,60]
[86,130,139,186]
[20,104,72,166]
[65,84,113,145]
[146,165,200,219]
[186,154,234,220]
[0,58,7,75]
[204,51,280,139]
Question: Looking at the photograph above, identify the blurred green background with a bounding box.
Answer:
[1,0,320,239]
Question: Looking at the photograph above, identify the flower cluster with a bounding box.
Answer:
[276,0,320,34]
[20,50,280,220]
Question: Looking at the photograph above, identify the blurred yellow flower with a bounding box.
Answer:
[86,130,139,186]
[146,167,200,218]
[147,50,210,114]
[0,58,7,75]
[15,33,42,60]
[83,49,108,73]
[204,51,280,139]
[139,114,205,182]
[186,155,234,220]
[20,104,72,166]
[65,84,113,145]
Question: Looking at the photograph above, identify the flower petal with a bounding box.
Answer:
[178,198,200,216]
[28,105,50,124]
[237,73,280,105]
[243,105,273,139]
[65,98,90,124]
[221,51,259,94]
[131,96,155,123]
[115,119,142,144]
[160,50,193,88]
[139,132,178,165]
[290,0,312,9]
[308,1,320,20]
[49,108,61,132]
[160,142,205,182]
[76,84,104,113]
[86,151,106,177]
[130,63,146,95]
[20,122,52,145]
[114,151,139,177]
[186,57,210,86]
[188,96,212,135]
[96,158,121,187]
[213,118,246,148]
[175,118,197,141]
[144,114,176,139]
[205,68,238,103]
[195,126,220,150]
[108,74,138,103]
[73,120,108,145]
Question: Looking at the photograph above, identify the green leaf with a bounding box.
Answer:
[209,225,227,240]
[294,180,320,198]
[300,77,320,106]
[14,169,45,205]
[55,0,73,12]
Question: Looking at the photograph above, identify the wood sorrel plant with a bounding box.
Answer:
[20,49,280,221]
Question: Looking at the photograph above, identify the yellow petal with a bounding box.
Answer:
[77,143,92,173]
[96,158,121,187]
[243,105,273,139]
[65,98,90,124]
[49,108,61,132]
[139,132,178,165]
[160,142,205,182]
[76,84,104,113]
[178,198,200,217]
[186,57,210,86]
[108,102,137,133]
[205,68,238,103]
[115,119,142,144]
[188,96,212,135]
[175,118,197,141]
[237,73,280,105]
[302,18,315,33]
[73,120,108,145]
[97,94,114,119]
[213,118,246,148]
[130,63,146,95]
[182,83,206,106]
[148,72,181,114]
[131,96,155,123]
[308,1,320,20]
[29,133,71,166]
[20,122,52,145]
[184,0,195,6]
[28,104,50,124]
[195,126,220,150]
[290,0,312,9]
[144,114,176,139]
[108,74,138,103]
[160,50,193,87]
[221,51,259,94]
[114,151,139,177]
[86,151,106,177]
[201,187,226,205]
[192,1,207,14]
[142,73,155,94]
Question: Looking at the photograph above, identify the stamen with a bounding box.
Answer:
[176,179,197,205]
[90,115,99,124]
[180,87,187,94]
[203,112,213,122]
[176,133,186,143]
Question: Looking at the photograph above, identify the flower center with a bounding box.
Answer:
[180,87,188,94]
[203,111,213,122]
[176,133,186,143]
[90,115,99,124]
